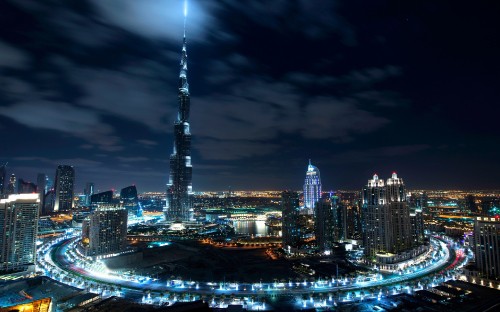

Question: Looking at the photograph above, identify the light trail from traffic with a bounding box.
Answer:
[36,232,468,310]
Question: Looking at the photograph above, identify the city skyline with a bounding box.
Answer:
[0,0,499,192]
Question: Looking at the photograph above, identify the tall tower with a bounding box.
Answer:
[362,174,391,258]
[474,217,500,279]
[54,165,75,212]
[165,2,193,222]
[0,194,40,274]
[303,159,321,213]
[386,172,412,253]
[281,191,301,253]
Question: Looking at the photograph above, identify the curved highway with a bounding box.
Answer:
[43,235,458,300]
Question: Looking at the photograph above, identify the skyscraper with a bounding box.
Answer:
[362,174,390,258]
[474,217,500,279]
[362,172,414,258]
[6,174,16,195]
[120,185,141,217]
[54,165,75,212]
[165,12,193,222]
[81,206,128,258]
[0,194,40,274]
[84,182,95,207]
[303,160,321,213]
[281,190,301,253]
[0,164,6,196]
[315,198,335,254]
[37,173,47,208]
[386,172,412,253]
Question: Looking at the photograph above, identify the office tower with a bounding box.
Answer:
[410,206,425,246]
[90,190,113,206]
[165,14,193,222]
[84,182,95,206]
[0,164,6,196]
[315,198,335,253]
[386,172,412,253]
[303,160,321,213]
[0,194,40,274]
[81,206,128,258]
[17,178,37,194]
[120,185,141,217]
[346,204,362,240]
[37,173,47,209]
[43,190,55,215]
[281,191,301,253]
[474,217,500,279]
[6,174,16,195]
[54,165,75,212]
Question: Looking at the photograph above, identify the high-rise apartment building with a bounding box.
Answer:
[54,165,75,212]
[386,173,412,253]
[165,12,193,222]
[303,160,321,213]
[474,217,500,279]
[81,206,128,258]
[315,198,335,253]
[362,172,414,258]
[282,191,301,253]
[0,194,40,274]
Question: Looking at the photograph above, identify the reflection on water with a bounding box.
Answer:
[232,220,279,236]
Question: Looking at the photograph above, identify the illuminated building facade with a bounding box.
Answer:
[362,172,414,258]
[474,217,500,279]
[303,160,321,213]
[54,165,75,212]
[0,194,40,273]
[165,17,193,222]
[282,191,301,252]
[81,206,128,258]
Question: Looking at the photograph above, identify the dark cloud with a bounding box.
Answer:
[0,0,498,190]
[0,41,30,69]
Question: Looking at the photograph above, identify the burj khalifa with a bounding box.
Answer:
[165,2,193,222]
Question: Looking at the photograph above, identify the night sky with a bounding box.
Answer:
[1,0,499,192]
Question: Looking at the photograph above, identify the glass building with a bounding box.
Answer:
[0,194,40,274]
[303,160,321,214]
[281,191,301,253]
[165,17,193,222]
[54,165,75,212]
[81,206,128,258]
